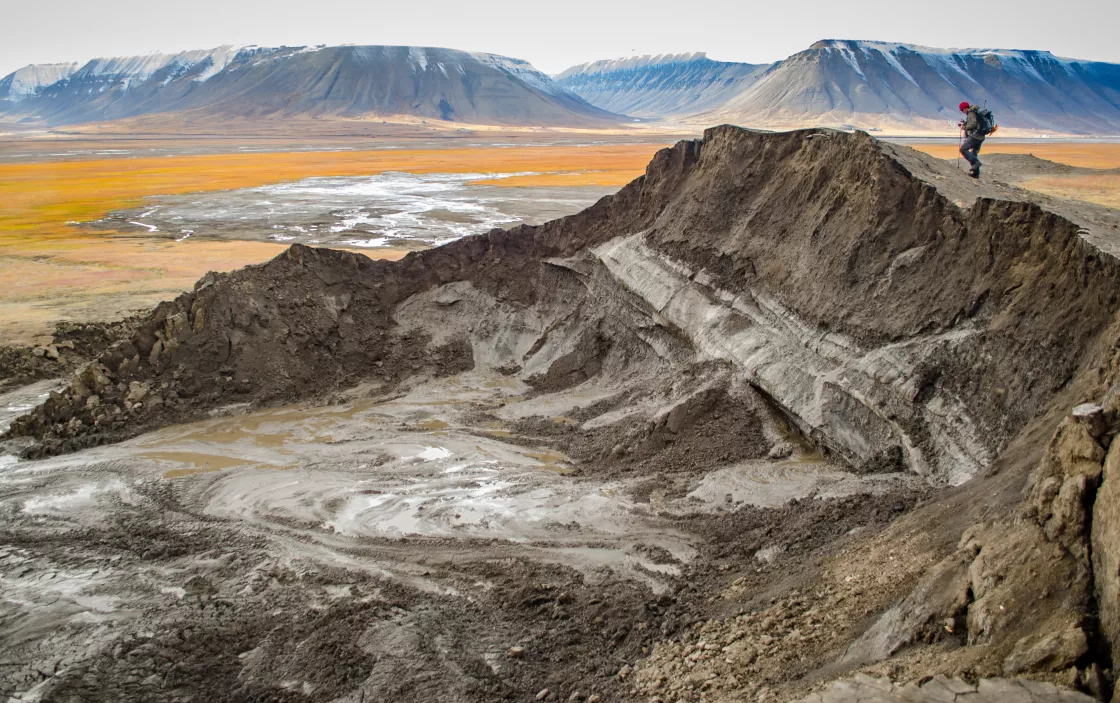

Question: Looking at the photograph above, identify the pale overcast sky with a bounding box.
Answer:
[2,0,1118,77]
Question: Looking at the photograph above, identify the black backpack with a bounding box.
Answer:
[975,108,996,136]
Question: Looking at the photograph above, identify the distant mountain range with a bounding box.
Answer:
[0,45,616,127]
[555,53,768,118]
[557,40,1120,135]
[4,40,1120,134]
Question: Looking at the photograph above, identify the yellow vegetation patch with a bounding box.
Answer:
[0,144,666,343]
[1020,174,1120,210]
[472,170,646,187]
[910,142,1120,170]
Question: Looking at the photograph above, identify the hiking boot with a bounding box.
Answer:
[968,168,980,179]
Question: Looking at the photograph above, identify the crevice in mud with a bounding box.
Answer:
[1082,454,1114,701]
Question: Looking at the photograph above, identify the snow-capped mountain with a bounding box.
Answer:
[554,53,766,117]
[558,40,1120,134]
[0,62,81,102]
[0,45,618,127]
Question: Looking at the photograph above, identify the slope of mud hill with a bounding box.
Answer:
[4,126,1120,703]
[0,319,139,393]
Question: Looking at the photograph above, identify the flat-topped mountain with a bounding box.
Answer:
[0,45,619,127]
[554,52,767,117]
[557,40,1120,134]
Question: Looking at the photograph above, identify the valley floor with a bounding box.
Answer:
[0,132,668,345]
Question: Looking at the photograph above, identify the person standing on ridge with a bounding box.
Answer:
[958,101,997,179]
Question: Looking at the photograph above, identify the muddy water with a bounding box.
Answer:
[0,371,930,700]
[1,372,921,580]
[0,379,63,435]
[97,172,617,250]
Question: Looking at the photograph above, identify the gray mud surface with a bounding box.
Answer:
[91,173,616,251]
[0,371,919,702]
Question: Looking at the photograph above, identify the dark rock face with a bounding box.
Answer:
[0,45,618,127]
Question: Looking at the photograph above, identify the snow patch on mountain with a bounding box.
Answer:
[0,63,81,101]
[74,46,248,85]
[409,47,429,72]
[555,53,709,79]
[470,52,571,97]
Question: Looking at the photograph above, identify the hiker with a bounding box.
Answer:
[958,101,996,178]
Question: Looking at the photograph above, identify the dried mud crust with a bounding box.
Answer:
[0,468,927,703]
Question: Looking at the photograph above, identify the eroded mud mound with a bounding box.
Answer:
[5,126,1120,702]
[0,319,138,393]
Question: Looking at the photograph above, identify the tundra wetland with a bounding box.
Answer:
[0,142,665,344]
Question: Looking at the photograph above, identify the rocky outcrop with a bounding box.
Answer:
[837,400,1115,698]
[1092,398,1120,701]
[793,673,1095,702]
[0,319,137,393]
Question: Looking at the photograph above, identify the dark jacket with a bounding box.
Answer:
[963,105,986,141]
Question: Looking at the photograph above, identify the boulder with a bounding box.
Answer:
[1002,628,1088,675]
[126,381,150,403]
[1091,435,1120,691]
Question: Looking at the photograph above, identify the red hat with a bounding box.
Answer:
[959,101,970,111]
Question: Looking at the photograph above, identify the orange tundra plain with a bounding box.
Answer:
[0,144,665,344]
[910,142,1120,210]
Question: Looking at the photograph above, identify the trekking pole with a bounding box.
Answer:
[957,127,962,171]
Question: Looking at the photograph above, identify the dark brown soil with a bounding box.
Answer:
[0,319,138,392]
[0,473,927,703]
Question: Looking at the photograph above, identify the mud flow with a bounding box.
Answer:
[94,172,617,250]
[0,368,916,702]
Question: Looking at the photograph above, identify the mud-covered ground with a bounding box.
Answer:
[0,319,138,393]
[0,369,925,702]
[92,174,618,251]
